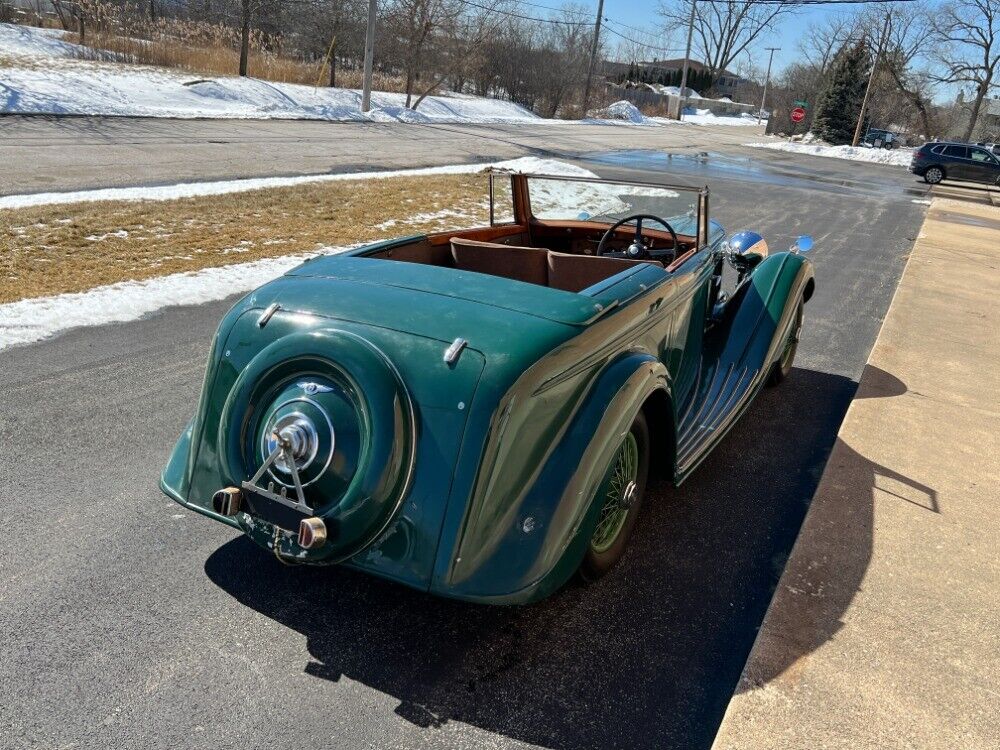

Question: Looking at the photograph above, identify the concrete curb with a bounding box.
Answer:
[711,197,1000,750]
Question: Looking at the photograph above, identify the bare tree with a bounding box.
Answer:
[799,14,859,75]
[239,0,252,76]
[867,2,937,139]
[409,0,509,109]
[930,0,1000,141]
[657,0,793,88]
[382,0,461,107]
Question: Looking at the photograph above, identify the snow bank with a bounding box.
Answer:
[0,63,544,122]
[747,139,913,166]
[0,23,543,123]
[0,163,489,210]
[0,22,82,59]
[0,24,762,128]
[591,100,646,123]
[0,250,336,350]
[682,107,763,126]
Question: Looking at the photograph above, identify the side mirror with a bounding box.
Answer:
[722,230,769,273]
[791,235,814,254]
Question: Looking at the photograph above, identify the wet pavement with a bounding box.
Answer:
[580,148,932,201]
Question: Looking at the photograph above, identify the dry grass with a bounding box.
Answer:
[69,29,406,90]
[1,173,491,304]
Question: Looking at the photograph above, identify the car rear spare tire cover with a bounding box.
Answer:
[217,329,416,561]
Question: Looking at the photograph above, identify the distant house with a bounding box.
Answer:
[647,59,748,95]
[983,98,1000,128]
[602,58,749,98]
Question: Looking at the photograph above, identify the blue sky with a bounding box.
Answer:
[588,1,864,77]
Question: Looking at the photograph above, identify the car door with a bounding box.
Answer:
[942,144,971,180]
[967,147,1000,184]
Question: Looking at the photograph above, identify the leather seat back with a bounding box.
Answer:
[449,237,663,292]
[451,237,548,286]
[547,251,661,292]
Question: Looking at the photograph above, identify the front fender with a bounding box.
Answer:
[434,352,670,604]
[675,250,815,480]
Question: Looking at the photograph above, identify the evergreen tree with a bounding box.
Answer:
[811,41,872,144]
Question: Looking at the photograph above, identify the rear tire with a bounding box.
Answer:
[579,411,650,582]
[924,166,944,184]
[767,301,803,387]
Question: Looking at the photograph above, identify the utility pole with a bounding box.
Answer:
[581,0,606,116]
[678,0,696,120]
[852,12,891,147]
[361,0,377,113]
[759,47,780,125]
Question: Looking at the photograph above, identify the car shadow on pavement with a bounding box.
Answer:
[204,365,899,750]
[734,363,936,695]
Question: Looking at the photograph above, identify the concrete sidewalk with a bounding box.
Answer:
[712,198,1000,749]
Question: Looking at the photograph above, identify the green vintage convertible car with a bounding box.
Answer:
[161,168,814,604]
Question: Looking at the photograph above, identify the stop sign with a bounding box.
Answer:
[790,107,806,123]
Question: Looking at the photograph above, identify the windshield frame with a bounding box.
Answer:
[487,170,710,249]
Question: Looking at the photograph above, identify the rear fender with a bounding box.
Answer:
[435,352,670,604]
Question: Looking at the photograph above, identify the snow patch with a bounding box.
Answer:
[0,163,482,209]
[682,108,763,126]
[747,139,914,166]
[0,23,81,59]
[0,249,345,350]
[0,156,583,209]
[592,100,646,123]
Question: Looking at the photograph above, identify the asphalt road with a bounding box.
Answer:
[0,115,766,194]
[0,126,926,749]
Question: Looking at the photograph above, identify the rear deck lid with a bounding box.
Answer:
[288,254,607,326]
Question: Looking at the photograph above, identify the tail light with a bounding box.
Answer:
[298,517,327,549]
[212,487,242,516]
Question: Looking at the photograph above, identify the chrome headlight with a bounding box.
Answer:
[723,230,769,273]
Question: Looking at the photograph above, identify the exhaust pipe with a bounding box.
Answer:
[212,487,242,517]
[298,517,327,549]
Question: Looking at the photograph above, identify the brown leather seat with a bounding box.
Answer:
[449,237,662,292]
[547,251,661,292]
[451,237,548,286]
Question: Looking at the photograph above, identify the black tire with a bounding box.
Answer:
[924,166,944,184]
[579,411,650,582]
[767,300,804,387]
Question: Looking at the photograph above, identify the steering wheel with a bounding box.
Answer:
[596,213,680,262]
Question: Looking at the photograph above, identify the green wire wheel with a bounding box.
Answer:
[580,410,650,581]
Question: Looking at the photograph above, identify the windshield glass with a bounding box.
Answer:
[525,176,701,232]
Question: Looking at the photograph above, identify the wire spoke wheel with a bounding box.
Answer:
[580,411,650,582]
[591,433,639,553]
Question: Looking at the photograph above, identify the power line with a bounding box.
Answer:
[454,0,589,25]
[602,22,682,56]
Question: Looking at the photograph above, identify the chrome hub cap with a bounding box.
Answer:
[266,415,319,474]
[261,408,334,486]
